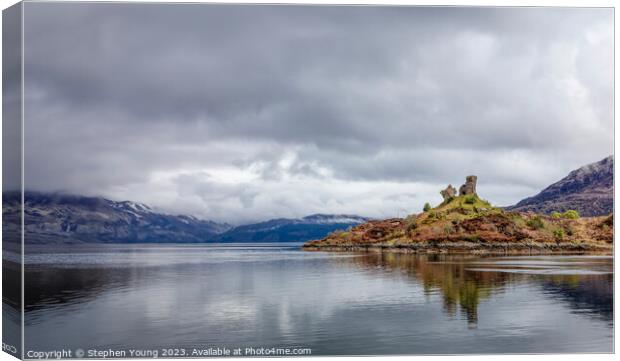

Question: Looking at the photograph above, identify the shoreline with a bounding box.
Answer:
[301,241,613,255]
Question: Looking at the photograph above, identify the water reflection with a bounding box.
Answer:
[350,253,511,324]
[541,275,613,322]
[21,245,613,354]
[343,252,613,325]
[25,266,133,313]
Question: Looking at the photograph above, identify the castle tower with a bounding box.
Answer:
[458,175,477,196]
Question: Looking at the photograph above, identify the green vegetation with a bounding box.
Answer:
[423,203,432,212]
[526,216,545,230]
[405,215,418,235]
[550,210,580,219]
[563,210,580,219]
[417,194,502,225]
[553,228,564,241]
[439,194,492,211]
[465,235,480,243]
[509,213,527,228]
[328,230,351,239]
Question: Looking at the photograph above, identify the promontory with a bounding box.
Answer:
[303,176,613,254]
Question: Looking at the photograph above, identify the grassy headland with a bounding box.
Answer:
[303,194,613,254]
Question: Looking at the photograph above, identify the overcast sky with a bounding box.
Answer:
[21,4,613,224]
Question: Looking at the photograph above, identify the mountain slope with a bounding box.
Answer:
[3,191,231,244]
[215,214,370,242]
[506,156,613,216]
[2,192,369,244]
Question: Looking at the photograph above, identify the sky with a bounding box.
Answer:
[20,3,613,224]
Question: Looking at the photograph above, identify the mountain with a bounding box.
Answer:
[506,156,613,216]
[2,191,231,244]
[215,214,370,243]
[2,191,369,244]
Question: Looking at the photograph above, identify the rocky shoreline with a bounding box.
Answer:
[302,241,612,255]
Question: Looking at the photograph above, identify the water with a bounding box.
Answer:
[11,244,614,355]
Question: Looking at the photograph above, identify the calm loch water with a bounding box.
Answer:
[15,244,613,355]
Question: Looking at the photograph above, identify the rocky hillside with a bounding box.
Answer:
[3,191,231,244]
[507,156,613,216]
[215,214,369,243]
[304,177,613,254]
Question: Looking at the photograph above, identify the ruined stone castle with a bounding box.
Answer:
[440,175,477,201]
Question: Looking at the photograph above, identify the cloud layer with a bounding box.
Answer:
[22,4,613,223]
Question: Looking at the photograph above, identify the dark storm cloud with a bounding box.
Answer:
[22,3,613,223]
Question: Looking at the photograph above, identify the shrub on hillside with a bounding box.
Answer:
[526,216,545,230]
[550,210,580,219]
[405,215,418,235]
[464,195,476,204]
[423,203,432,212]
[563,210,580,219]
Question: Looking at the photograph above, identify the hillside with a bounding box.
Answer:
[506,156,613,216]
[2,191,231,244]
[215,214,369,243]
[304,178,613,254]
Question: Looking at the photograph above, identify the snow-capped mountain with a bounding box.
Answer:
[2,192,369,244]
[3,191,231,244]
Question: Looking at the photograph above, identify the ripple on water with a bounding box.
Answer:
[465,256,612,275]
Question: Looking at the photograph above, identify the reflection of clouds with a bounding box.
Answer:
[277,297,293,338]
[140,286,178,321]
[24,247,613,353]
[202,298,257,323]
[268,261,427,321]
[24,244,359,268]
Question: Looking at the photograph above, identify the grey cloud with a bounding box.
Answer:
[20,3,613,222]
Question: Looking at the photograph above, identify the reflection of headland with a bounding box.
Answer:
[22,251,613,329]
[340,253,613,325]
[540,274,613,322]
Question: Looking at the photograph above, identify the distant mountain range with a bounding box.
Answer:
[3,191,231,244]
[214,214,369,243]
[3,156,612,244]
[2,191,368,244]
[506,156,613,216]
